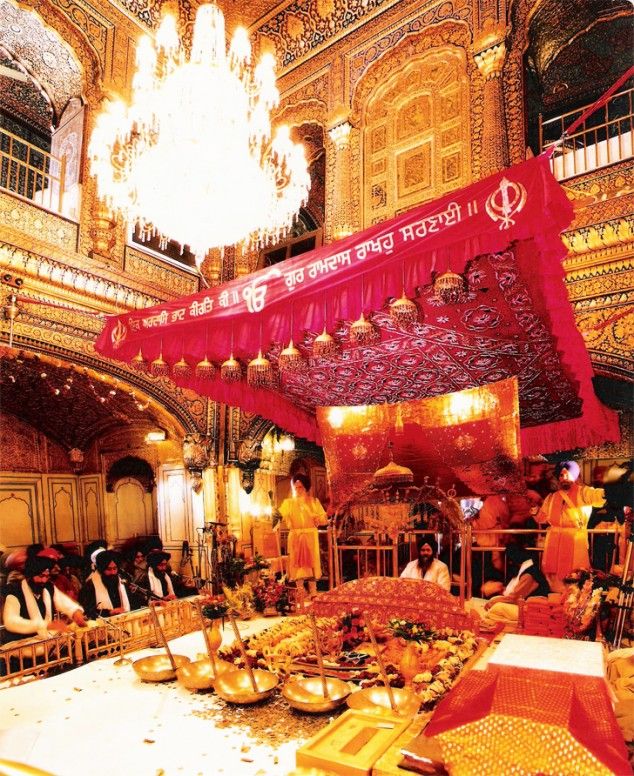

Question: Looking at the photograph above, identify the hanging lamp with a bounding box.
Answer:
[247,322,274,387]
[278,307,305,372]
[313,298,338,358]
[390,262,419,327]
[220,328,242,383]
[350,275,379,345]
[434,268,466,304]
[131,348,149,373]
[194,331,215,379]
[173,356,192,378]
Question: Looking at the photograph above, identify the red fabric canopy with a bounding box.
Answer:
[95,156,618,453]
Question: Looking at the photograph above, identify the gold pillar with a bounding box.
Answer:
[327,120,353,241]
[474,31,510,176]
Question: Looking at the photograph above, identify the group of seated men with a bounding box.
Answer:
[0,541,195,646]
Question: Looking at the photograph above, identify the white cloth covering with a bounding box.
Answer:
[148,567,175,598]
[3,580,82,638]
[400,558,451,591]
[91,573,130,613]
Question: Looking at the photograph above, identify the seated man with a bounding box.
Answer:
[2,556,86,644]
[79,550,132,618]
[480,542,550,629]
[139,550,195,600]
[400,534,451,592]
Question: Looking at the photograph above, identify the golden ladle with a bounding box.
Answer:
[308,611,329,699]
[227,612,258,692]
[193,599,218,674]
[364,613,397,713]
[149,602,177,671]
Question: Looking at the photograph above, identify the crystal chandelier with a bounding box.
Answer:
[88,4,310,265]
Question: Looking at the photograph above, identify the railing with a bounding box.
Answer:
[540,86,633,180]
[0,127,66,213]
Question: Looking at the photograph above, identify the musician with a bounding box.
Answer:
[138,550,196,601]
[79,550,134,618]
[2,556,86,644]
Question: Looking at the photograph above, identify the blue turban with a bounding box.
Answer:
[554,460,580,481]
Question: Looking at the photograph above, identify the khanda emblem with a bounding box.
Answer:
[485,177,527,230]
[111,319,127,349]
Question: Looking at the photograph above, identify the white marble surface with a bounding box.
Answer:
[0,617,308,776]
[485,633,605,677]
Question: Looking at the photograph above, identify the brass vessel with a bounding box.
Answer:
[132,653,191,682]
[214,668,279,704]
[347,685,421,717]
[176,657,233,691]
[282,675,350,713]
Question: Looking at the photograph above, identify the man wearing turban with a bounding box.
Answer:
[79,550,132,618]
[2,556,86,644]
[538,461,606,590]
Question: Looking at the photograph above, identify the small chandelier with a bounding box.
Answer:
[278,339,305,372]
[247,350,274,388]
[195,356,216,380]
[131,349,149,373]
[350,313,379,346]
[172,356,192,378]
[220,354,242,383]
[88,4,311,265]
[313,328,338,358]
[434,270,466,304]
[390,293,419,328]
[150,347,170,376]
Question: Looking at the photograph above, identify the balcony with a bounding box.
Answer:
[540,87,633,181]
[0,126,77,219]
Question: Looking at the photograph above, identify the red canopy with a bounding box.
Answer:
[96,156,618,453]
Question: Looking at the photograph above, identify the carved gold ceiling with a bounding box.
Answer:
[0,0,82,125]
[0,54,52,135]
[0,347,178,450]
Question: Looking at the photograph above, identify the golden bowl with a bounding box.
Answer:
[132,654,191,682]
[0,761,56,776]
[347,686,421,717]
[214,668,279,704]
[282,675,350,713]
[176,658,233,691]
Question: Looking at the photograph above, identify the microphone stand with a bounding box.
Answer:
[117,569,164,605]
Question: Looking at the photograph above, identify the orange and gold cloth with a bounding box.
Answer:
[420,664,631,776]
[317,377,523,508]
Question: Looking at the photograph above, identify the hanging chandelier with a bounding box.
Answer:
[88,3,311,265]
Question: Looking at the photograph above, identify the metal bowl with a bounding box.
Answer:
[176,658,233,691]
[282,675,350,713]
[214,668,279,704]
[0,761,56,776]
[347,686,421,717]
[132,654,191,682]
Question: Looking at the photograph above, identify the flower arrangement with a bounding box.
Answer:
[389,618,435,642]
[245,553,270,573]
[562,568,616,640]
[252,574,291,615]
[222,582,256,619]
[201,595,228,620]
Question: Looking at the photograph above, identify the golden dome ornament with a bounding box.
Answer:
[372,443,414,488]
[313,327,338,358]
[349,312,379,346]
[390,293,419,328]
[247,350,273,388]
[195,356,216,380]
[434,269,466,304]
[131,348,149,373]
[220,354,242,383]
[278,339,305,372]
[150,347,170,377]
[172,356,192,378]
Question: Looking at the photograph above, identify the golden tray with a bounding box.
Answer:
[296,708,413,776]
[214,668,279,704]
[282,675,351,713]
[132,654,190,682]
[347,686,421,718]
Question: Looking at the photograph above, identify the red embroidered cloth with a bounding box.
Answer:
[95,157,618,454]
[423,665,631,776]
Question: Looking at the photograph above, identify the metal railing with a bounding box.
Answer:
[0,127,66,213]
[540,86,633,180]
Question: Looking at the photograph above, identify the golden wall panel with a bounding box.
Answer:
[157,464,192,550]
[79,474,104,542]
[0,412,42,472]
[0,475,46,548]
[44,475,80,544]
